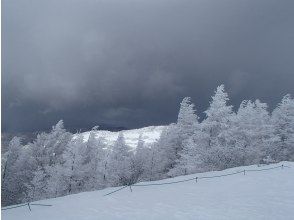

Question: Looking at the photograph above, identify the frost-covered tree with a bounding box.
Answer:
[142,143,161,181]
[177,97,198,139]
[171,127,209,176]
[29,120,72,169]
[27,120,73,201]
[133,135,145,174]
[203,85,234,138]
[169,98,206,176]
[201,85,235,170]
[27,168,48,201]
[17,147,37,203]
[252,100,277,161]
[272,94,294,161]
[45,120,73,165]
[83,127,108,190]
[2,137,27,205]
[2,138,37,205]
[107,132,133,186]
[157,97,200,177]
[154,124,180,177]
[29,134,86,200]
[131,134,149,181]
[231,100,277,165]
[60,135,87,195]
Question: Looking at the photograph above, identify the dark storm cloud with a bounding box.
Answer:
[2,0,294,132]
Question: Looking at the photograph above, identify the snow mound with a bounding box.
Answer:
[80,125,166,149]
[3,162,294,220]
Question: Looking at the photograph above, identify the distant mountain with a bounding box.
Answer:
[79,125,166,149]
[1,125,164,152]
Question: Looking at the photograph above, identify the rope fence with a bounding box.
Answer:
[1,202,52,212]
[103,185,129,196]
[104,163,291,196]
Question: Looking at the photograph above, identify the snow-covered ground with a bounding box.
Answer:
[80,126,166,149]
[3,162,294,220]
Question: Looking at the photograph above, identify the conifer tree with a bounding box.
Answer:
[272,94,294,161]
[107,132,133,186]
[202,85,235,170]
[2,137,24,205]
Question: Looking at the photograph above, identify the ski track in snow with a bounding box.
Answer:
[2,162,294,220]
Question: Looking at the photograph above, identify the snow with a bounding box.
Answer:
[80,126,166,149]
[3,162,294,220]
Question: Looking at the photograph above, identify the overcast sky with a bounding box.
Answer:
[2,0,294,132]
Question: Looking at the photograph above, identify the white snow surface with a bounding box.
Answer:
[3,162,294,220]
[80,125,166,149]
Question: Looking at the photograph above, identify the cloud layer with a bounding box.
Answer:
[3,0,294,132]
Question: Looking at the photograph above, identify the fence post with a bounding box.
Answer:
[195,177,198,183]
[129,185,132,192]
[27,203,31,211]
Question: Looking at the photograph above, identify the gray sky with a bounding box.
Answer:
[2,0,294,132]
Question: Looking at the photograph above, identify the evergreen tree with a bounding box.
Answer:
[272,94,294,161]
[227,99,277,167]
[177,97,198,139]
[169,97,204,176]
[60,135,87,195]
[132,134,148,181]
[107,132,133,186]
[155,124,180,177]
[83,126,108,190]
[27,120,72,201]
[202,85,235,170]
[2,137,24,205]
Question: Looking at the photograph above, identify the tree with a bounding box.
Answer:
[107,132,133,186]
[201,85,235,170]
[2,137,24,205]
[155,124,181,177]
[29,120,72,168]
[17,146,37,203]
[226,99,277,167]
[27,168,47,201]
[143,143,161,181]
[172,127,209,176]
[83,126,108,190]
[131,134,148,181]
[154,97,200,177]
[27,120,73,201]
[60,135,87,195]
[45,120,73,165]
[272,94,294,161]
[177,97,198,139]
[169,97,205,176]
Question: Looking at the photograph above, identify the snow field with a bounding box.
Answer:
[3,162,294,220]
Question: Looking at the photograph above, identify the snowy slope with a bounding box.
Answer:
[80,126,166,149]
[3,162,294,220]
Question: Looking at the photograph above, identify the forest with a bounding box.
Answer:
[2,85,294,206]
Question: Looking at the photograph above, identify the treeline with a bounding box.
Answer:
[2,85,294,206]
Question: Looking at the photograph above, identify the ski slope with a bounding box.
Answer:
[3,162,294,220]
[80,126,165,149]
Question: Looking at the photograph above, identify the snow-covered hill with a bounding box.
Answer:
[3,162,294,220]
[80,126,166,149]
